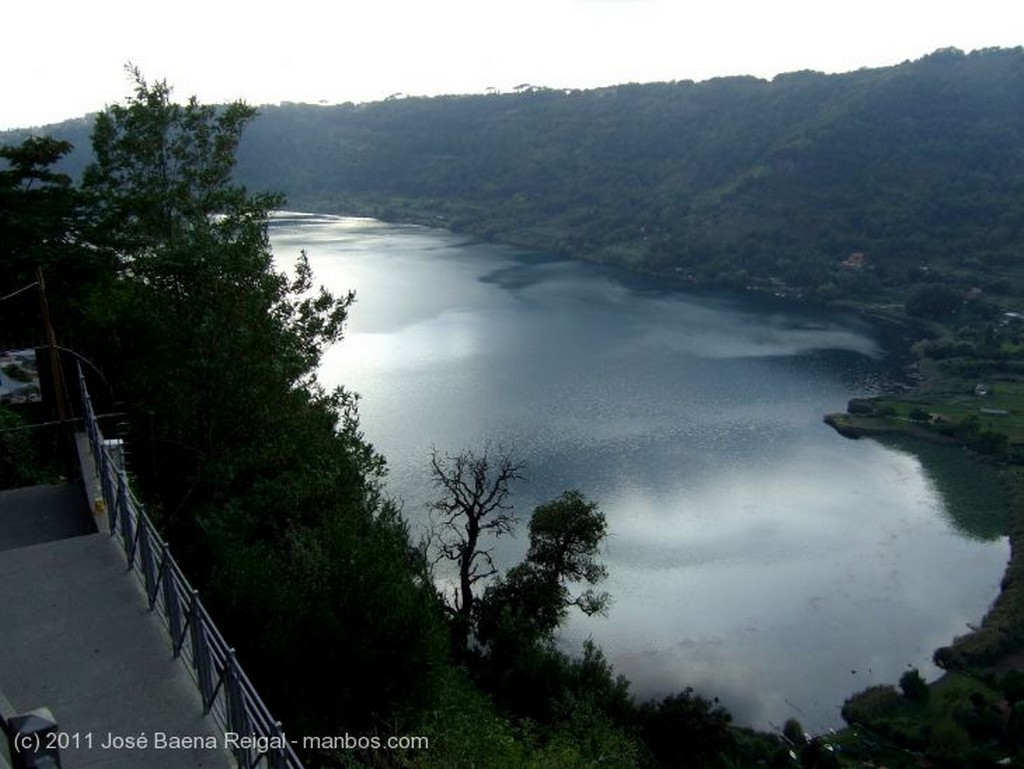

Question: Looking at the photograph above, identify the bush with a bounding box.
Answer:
[876,403,898,417]
[974,430,1009,457]
[934,625,1011,670]
[1008,702,1024,748]
[782,717,805,745]
[909,407,932,422]
[0,405,60,489]
[905,284,964,320]
[928,718,971,764]
[1001,670,1024,704]
[841,685,901,726]
[847,398,876,415]
[638,688,734,769]
[900,668,930,703]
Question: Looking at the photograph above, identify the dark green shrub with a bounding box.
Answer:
[841,685,901,726]
[928,718,971,764]
[1001,671,1024,704]
[900,668,930,704]
[909,407,932,422]
[638,688,734,769]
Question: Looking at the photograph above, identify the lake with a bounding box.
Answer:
[270,212,1009,732]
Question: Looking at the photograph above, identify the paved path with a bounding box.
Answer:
[0,484,94,552]
[0,483,234,769]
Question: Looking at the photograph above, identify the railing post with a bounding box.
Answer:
[118,470,136,568]
[138,516,158,606]
[226,649,252,769]
[270,721,287,769]
[189,591,214,711]
[75,367,306,769]
[97,443,117,536]
[165,549,185,657]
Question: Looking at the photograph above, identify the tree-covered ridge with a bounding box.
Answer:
[227,46,1024,296]
[17,47,1024,297]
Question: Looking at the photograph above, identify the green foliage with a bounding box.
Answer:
[524,489,610,615]
[84,67,276,255]
[211,497,447,734]
[412,666,534,769]
[841,684,901,726]
[876,402,898,417]
[13,48,1024,302]
[914,336,978,360]
[899,668,930,704]
[476,562,566,652]
[0,135,107,352]
[215,47,1024,295]
[80,68,355,531]
[0,135,77,269]
[411,666,640,769]
[928,717,972,765]
[476,489,610,657]
[909,407,932,422]
[0,405,54,488]
[975,429,1009,457]
[1002,670,1024,705]
[795,737,841,769]
[11,48,1024,301]
[72,71,451,738]
[1009,702,1024,750]
[18,51,1024,767]
[637,688,735,769]
[782,717,805,745]
[905,285,964,320]
[6,83,756,764]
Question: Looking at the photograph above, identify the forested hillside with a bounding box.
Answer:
[17,46,1024,300]
[16,47,1024,300]
[231,46,1024,298]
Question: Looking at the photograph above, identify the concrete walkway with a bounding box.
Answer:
[0,483,234,769]
[0,484,95,553]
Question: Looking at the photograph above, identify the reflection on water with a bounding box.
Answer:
[876,436,1008,541]
[271,213,1008,732]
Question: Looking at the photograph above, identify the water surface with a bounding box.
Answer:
[271,213,1008,731]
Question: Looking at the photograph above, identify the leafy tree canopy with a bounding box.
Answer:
[68,69,448,735]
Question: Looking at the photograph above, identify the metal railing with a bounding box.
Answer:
[77,365,305,769]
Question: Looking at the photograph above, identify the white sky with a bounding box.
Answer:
[3,0,1023,131]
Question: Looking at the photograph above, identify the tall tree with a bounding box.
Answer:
[0,136,93,340]
[476,490,609,652]
[523,489,609,615]
[427,446,524,648]
[0,136,76,263]
[78,71,450,735]
[82,67,352,530]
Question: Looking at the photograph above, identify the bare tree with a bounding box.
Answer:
[427,445,524,647]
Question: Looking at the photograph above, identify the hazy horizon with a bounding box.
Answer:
[3,0,1023,131]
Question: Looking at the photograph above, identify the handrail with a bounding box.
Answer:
[77,364,305,769]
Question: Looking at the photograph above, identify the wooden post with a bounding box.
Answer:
[36,265,66,423]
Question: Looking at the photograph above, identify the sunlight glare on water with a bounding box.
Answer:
[270,212,1008,731]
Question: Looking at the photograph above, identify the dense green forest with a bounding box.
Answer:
[5,48,1024,768]
[19,47,1024,302]
[237,46,1024,302]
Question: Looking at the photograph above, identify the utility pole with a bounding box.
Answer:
[36,265,66,424]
